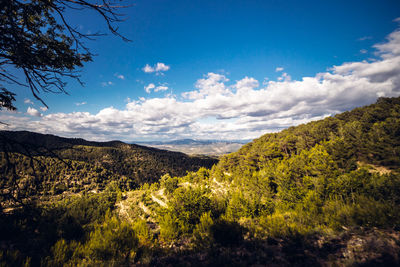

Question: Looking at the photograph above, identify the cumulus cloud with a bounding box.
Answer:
[182,73,230,100]
[26,107,41,117]
[142,64,154,73]
[275,67,284,72]
[40,106,48,112]
[3,27,400,141]
[75,102,87,106]
[142,62,170,74]
[155,63,170,72]
[116,74,125,80]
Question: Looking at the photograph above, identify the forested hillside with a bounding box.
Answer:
[213,96,400,190]
[0,131,217,200]
[1,97,400,266]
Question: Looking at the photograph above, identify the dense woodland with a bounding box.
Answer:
[1,97,400,266]
[0,132,217,204]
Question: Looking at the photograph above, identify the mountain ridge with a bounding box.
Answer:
[0,130,218,197]
[2,97,400,266]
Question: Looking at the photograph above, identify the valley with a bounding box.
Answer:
[136,139,248,156]
[1,97,400,266]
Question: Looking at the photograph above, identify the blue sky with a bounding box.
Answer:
[2,0,400,141]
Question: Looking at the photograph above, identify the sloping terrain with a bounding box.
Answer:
[0,131,217,199]
[214,96,400,182]
[1,97,400,266]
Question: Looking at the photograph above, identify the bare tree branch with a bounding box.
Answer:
[0,0,130,110]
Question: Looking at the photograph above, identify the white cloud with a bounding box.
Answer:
[26,107,41,117]
[142,64,155,73]
[144,84,169,93]
[142,62,170,74]
[155,85,169,92]
[144,83,155,93]
[24,99,34,105]
[3,27,400,141]
[275,67,284,72]
[155,63,170,72]
[40,106,48,112]
[373,29,400,57]
[117,74,125,80]
[75,102,87,106]
[182,72,230,100]
[360,49,368,54]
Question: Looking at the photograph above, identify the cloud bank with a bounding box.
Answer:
[2,27,400,141]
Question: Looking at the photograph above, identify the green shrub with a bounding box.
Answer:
[78,215,138,264]
[169,186,212,233]
[159,213,179,243]
[133,219,153,246]
[193,211,214,248]
[164,176,179,194]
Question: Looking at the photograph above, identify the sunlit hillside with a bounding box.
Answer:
[1,97,400,266]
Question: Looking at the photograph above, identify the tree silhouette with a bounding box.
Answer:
[0,0,130,110]
[0,0,130,208]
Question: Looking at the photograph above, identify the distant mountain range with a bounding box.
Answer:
[135,138,250,146]
[135,139,251,156]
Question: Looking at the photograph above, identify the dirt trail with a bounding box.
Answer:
[151,194,167,208]
[151,189,168,208]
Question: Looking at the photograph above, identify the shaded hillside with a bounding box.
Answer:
[0,131,218,198]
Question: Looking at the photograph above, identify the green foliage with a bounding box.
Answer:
[159,212,179,243]
[0,131,218,204]
[193,212,214,248]
[168,186,212,234]
[225,190,272,220]
[133,219,153,246]
[161,174,179,194]
[3,97,400,265]
[53,189,118,232]
[48,239,78,266]
[81,215,138,263]
[46,215,139,266]
[213,97,400,183]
